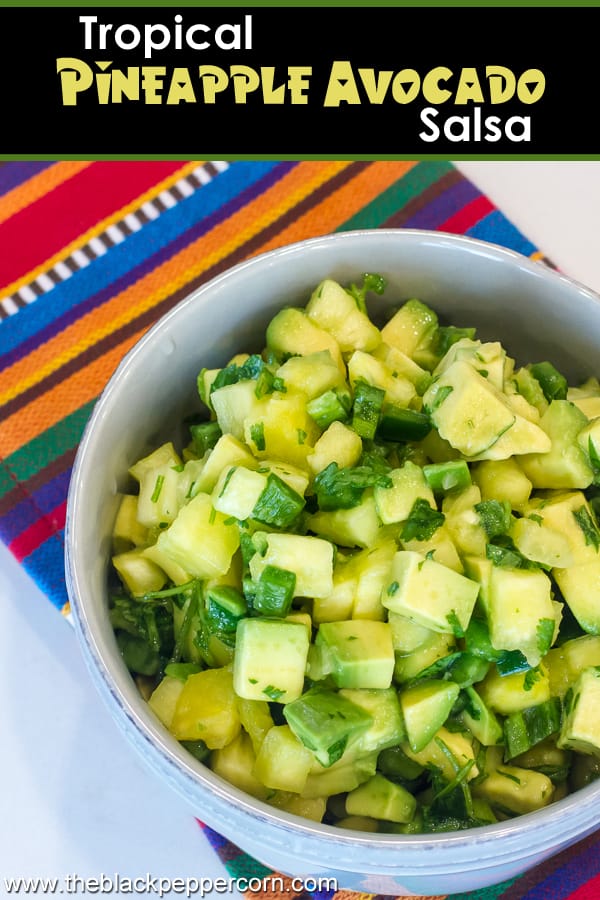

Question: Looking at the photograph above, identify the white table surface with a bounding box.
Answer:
[2,161,600,897]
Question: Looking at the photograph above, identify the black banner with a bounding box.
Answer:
[2,5,597,156]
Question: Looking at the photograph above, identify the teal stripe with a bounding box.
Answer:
[0,400,95,498]
[338,160,455,230]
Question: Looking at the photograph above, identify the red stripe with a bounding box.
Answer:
[9,500,66,561]
[437,194,495,234]
[565,872,600,900]
[0,161,188,287]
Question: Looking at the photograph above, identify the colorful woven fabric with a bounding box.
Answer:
[1,159,597,899]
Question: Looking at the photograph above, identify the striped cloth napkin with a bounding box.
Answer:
[1,159,599,900]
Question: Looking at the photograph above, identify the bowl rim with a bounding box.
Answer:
[65,227,600,865]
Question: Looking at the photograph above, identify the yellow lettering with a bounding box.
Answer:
[199,65,229,103]
[110,68,140,102]
[391,69,420,104]
[358,69,393,104]
[455,67,484,104]
[486,66,516,103]
[141,67,166,104]
[517,69,545,104]
[167,68,196,104]
[422,67,452,104]
[287,67,312,105]
[231,65,261,103]
[56,57,93,105]
[323,60,360,107]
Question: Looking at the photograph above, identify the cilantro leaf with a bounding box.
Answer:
[314,460,392,511]
[475,499,512,539]
[401,498,445,542]
[536,617,556,657]
[573,505,600,551]
[347,272,386,314]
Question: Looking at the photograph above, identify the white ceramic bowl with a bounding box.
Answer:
[66,229,600,896]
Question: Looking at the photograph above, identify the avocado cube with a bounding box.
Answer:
[212,465,267,520]
[423,360,516,457]
[283,686,373,767]
[374,461,436,525]
[383,550,479,636]
[346,773,417,824]
[553,560,600,636]
[380,297,438,360]
[266,306,344,371]
[487,566,557,667]
[306,279,382,354]
[478,664,551,716]
[307,492,383,549]
[339,688,406,752]
[399,679,461,753]
[473,764,555,815]
[249,532,334,600]
[156,492,240,579]
[315,620,395,689]
[402,725,479,783]
[558,666,600,756]
[519,399,594,490]
[170,667,241,748]
[233,618,310,704]
[253,724,314,793]
[276,349,345,400]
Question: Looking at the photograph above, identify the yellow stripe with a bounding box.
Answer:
[0,160,204,302]
[0,162,346,407]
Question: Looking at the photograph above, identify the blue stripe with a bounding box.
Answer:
[22,531,68,611]
[466,209,537,257]
[0,161,286,363]
[0,161,54,197]
[0,469,71,544]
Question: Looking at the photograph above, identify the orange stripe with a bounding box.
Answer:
[0,160,203,302]
[0,331,145,458]
[0,162,93,227]
[257,159,417,252]
[0,161,407,453]
[0,161,347,405]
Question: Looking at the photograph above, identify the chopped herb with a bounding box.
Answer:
[151,474,165,503]
[250,421,266,452]
[347,272,386,314]
[573,506,600,551]
[475,499,512,539]
[498,769,522,785]
[524,666,542,691]
[528,513,543,525]
[387,580,399,596]
[529,361,568,402]
[446,609,465,639]
[430,325,476,360]
[401,498,445,542]
[218,466,237,498]
[588,437,600,484]
[314,460,391,511]
[536,617,556,656]
[263,685,285,701]
[297,428,307,445]
[424,384,453,415]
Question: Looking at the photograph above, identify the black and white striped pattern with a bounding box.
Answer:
[0,160,229,321]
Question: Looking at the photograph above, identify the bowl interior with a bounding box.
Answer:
[66,229,600,889]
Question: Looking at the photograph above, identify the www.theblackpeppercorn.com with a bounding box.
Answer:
[55,13,545,144]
